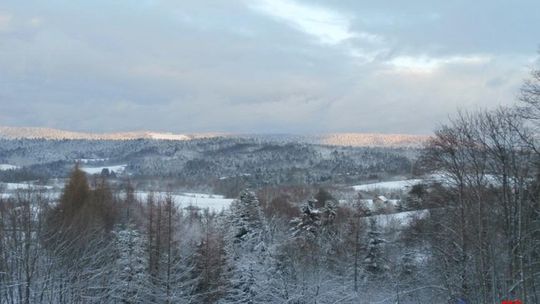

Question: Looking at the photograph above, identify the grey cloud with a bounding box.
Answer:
[0,0,538,134]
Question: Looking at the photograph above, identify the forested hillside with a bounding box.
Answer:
[0,138,415,194]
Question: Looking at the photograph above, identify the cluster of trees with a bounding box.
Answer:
[406,108,539,303]
[0,166,211,303]
[403,64,540,303]
[0,168,43,184]
[1,166,436,303]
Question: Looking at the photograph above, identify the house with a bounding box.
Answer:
[374,195,389,204]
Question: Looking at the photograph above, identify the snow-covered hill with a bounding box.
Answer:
[314,133,429,147]
[0,126,197,141]
[353,179,424,191]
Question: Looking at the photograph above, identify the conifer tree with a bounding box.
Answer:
[222,190,269,303]
[192,214,227,303]
[111,224,150,303]
[364,218,388,275]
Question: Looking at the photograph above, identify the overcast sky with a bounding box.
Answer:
[0,0,539,134]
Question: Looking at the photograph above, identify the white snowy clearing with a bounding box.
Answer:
[77,158,108,164]
[352,179,423,191]
[219,173,251,180]
[0,182,53,191]
[0,164,19,170]
[182,192,226,199]
[369,209,429,228]
[359,198,400,211]
[80,164,127,174]
[134,192,233,213]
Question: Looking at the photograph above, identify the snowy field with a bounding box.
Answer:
[0,188,232,213]
[353,179,423,191]
[358,198,400,211]
[0,183,56,199]
[0,186,233,213]
[369,209,429,228]
[80,164,127,174]
[77,158,108,164]
[0,182,53,191]
[134,191,234,213]
[0,164,19,170]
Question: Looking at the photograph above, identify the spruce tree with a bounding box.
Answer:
[222,190,269,303]
[364,218,388,275]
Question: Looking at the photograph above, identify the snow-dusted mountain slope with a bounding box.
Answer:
[0,126,198,141]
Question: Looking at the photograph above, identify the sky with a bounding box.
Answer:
[0,0,539,134]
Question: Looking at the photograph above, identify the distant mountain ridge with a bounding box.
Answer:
[0,126,429,147]
[314,133,429,147]
[0,126,219,141]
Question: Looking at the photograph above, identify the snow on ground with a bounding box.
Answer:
[355,198,400,212]
[175,194,233,212]
[353,173,504,193]
[182,192,226,199]
[219,173,251,180]
[77,158,108,164]
[1,184,231,212]
[0,164,19,170]
[80,164,127,175]
[369,209,429,228]
[353,179,423,191]
[429,172,504,187]
[1,182,53,191]
[134,191,233,213]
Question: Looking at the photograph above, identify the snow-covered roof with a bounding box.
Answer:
[375,195,388,202]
